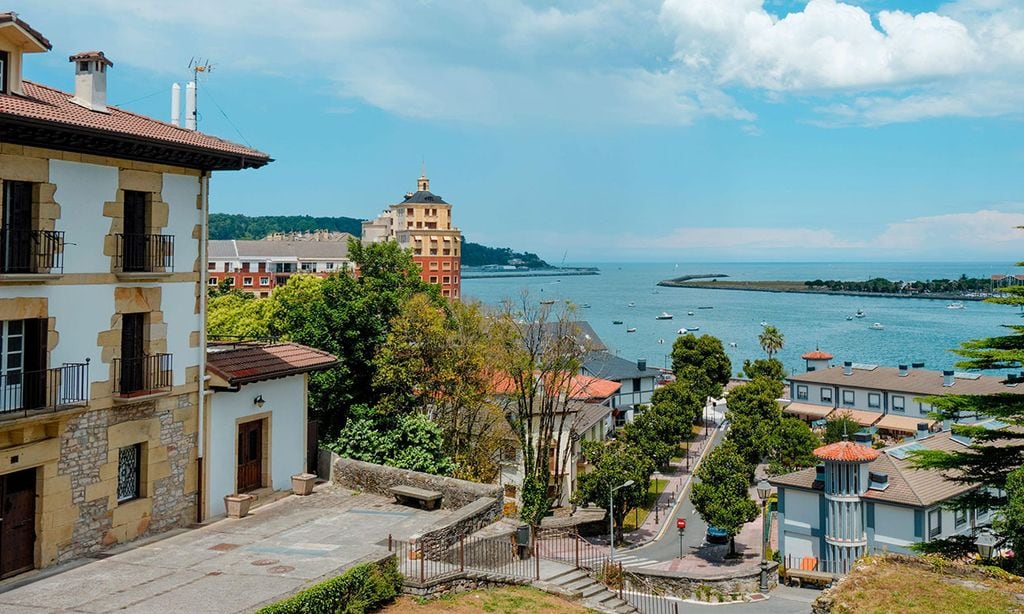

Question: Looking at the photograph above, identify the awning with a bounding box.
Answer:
[875,414,936,434]
[831,409,883,427]
[783,402,834,419]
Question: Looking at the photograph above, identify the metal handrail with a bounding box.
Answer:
[0,361,89,420]
[115,233,174,273]
[112,353,173,396]
[0,228,65,274]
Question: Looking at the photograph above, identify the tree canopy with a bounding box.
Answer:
[741,358,786,382]
[670,334,732,401]
[769,418,821,476]
[758,325,785,360]
[691,441,759,554]
[823,413,863,445]
[574,439,652,543]
[724,377,785,467]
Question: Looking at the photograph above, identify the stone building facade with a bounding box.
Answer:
[0,13,268,577]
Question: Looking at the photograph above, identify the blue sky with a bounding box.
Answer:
[10,0,1024,262]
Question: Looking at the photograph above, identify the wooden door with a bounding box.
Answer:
[2,180,33,273]
[21,318,47,410]
[120,313,145,394]
[237,419,263,493]
[0,468,36,578]
[122,190,147,272]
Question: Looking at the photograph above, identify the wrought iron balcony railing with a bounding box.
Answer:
[115,233,174,273]
[0,361,90,420]
[113,353,173,397]
[0,228,65,274]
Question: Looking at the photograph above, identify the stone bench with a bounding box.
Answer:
[784,567,833,588]
[390,485,442,510]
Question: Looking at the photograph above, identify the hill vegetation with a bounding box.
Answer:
[208,213,549,268]
[804,275,993,294]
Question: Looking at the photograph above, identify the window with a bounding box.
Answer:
[275,263,294,273]
[919,402,930,416]
[0,50,8,93]
[955,508,967,528]
[207,277,217,286]
[226,277,235,286]
[821,388,833,403]
[242,277,253,286]
[868,393,881,409]
[928,509,942,538]
[453,276,458,285]
[259,277,270,286]
[326,262,335,270]
[241,262,250,272]
[429,262,439,271]
[892,395,905,412]
[442,276,450,284]
[796,385,808,401]
[117,443,142,502]
[632,377,641,392]
[842,390,855,406]
[208,261,216,270]
[430,276,438,283]
[442,261,451,270]
[407,208,413,215]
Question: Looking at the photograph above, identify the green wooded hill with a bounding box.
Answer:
[208,213,550,268]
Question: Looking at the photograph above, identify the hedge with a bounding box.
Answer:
[257,556,402,614]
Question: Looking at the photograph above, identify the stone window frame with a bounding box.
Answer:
[116,442,145,503]
[102,170,171,273]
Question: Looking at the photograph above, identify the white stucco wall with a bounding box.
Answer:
[206,375,307,518]
[783,489,821,531]
[873,504,916,548]
[50,160,117,275]
[161,173,200,274]
[162,282,198,387]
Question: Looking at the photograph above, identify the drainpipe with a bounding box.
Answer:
[197,169,210,521]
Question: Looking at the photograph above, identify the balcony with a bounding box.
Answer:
[0,229,65,279]
[113,353,173,399]
[0,362,90,421]
[115,233,174,278]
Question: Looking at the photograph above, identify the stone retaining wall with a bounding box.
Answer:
[401,571,531,599]
[418,496,504,558]
[623,562,778,603]
[331,456,500,510]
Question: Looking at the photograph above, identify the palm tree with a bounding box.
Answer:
[758,325,784,359]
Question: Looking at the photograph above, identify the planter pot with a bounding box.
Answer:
[224,494,255,518]
[291,473,317,496]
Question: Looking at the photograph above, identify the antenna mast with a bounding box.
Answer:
[186,57,214,130]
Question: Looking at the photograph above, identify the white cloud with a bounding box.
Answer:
[874,209,1024,253]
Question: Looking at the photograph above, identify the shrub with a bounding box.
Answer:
[258,557,402,614]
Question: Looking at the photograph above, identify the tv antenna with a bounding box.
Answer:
[186,58,214,129]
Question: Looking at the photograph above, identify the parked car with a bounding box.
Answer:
[706,527,729,545]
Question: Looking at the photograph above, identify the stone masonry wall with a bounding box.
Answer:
[623,562,779,602]
[418,497,504,559]
[332,457,501,510]
[57,393,197,562]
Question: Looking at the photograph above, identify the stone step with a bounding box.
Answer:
[549,568,589,586]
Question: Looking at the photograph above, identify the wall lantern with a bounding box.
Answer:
[253,395,265,408]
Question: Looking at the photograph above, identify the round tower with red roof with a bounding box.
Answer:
[801,348,833,372]
[814,438,879,574]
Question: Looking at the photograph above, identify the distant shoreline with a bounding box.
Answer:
[657,279,990,302]
[463,267,600,280]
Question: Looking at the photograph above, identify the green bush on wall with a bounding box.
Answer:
[258,557,402,614]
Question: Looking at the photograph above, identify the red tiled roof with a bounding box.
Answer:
[207,342,336,386]
[801,350,833,360]
[813,441,880,463]
[0,80,270,165]
[491,371,620,401]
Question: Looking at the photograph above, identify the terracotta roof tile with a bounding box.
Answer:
[0,81,269,165]
[801,350,834,360]
[814,441,881,462]
[789,364,1024,397]
[207,342,336,386]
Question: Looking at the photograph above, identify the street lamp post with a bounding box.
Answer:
[609,479,635,563]
[756,479,773,592]
[976,530,998,563]
[652,471,662,525]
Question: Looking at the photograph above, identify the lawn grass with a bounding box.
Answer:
[382,586,588,613]
[623,478,669,531]
[825,555,1024,614]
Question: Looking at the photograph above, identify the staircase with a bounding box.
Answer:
[545,568,638,613]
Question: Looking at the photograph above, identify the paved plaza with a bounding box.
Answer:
[0,486,443,614]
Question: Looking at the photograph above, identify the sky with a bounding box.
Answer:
[9,0,1024,263]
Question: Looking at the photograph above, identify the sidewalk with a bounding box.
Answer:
[623,413,723,546]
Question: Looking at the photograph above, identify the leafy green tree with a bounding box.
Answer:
[271,239,441,436]
[670,334,732,402]
[725,378,785,467]
[648,380,705,431]
[329,405,454,476]
[741,358,786,382]
[690,441,759,555]
[573,439,653,544]
[768,418,821,476]
[207,292,274,339]
[997,466,1024,572]
[373,294,504,481]
[758,325,785,360]
[621,406,677,470]
[823,413,862,444]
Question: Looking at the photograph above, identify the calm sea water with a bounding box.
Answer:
[463,262,1023,375]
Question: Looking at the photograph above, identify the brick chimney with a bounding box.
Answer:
[69,51,113,113]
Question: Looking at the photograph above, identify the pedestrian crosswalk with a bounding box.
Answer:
[614,554,663,569]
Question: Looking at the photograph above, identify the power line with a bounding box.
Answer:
[112,88,166,107]
[200,83,253,147]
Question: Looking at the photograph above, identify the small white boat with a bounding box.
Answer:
[855,310,866,318]
[689,326,700,331]
[870,322,885,330]
[626,327,637,333]
[846,316,853,321]
[627,302,635,308]
[658,339,665,344]
[687,311,695,316]
[656,312,673,320]
[581,303,591,308]
[677,328,688,335]
[728,342,737,348]
[760,321,768,327]
[540,299,556,305]
[947,302,965,310]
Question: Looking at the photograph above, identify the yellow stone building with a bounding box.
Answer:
[0,14,269,577]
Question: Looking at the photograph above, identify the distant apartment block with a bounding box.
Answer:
[362,173,462,299]
[784,349,1024,439]
[208,236,352,297]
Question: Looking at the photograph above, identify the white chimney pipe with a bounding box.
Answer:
[185,81,196,130]
[171,83,181,127]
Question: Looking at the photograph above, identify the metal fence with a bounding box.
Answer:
[389,531,539,584]
[0,362,90,419]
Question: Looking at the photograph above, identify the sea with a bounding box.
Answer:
[462,262,1023,376]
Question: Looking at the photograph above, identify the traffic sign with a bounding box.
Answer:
[676,518,686,530]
